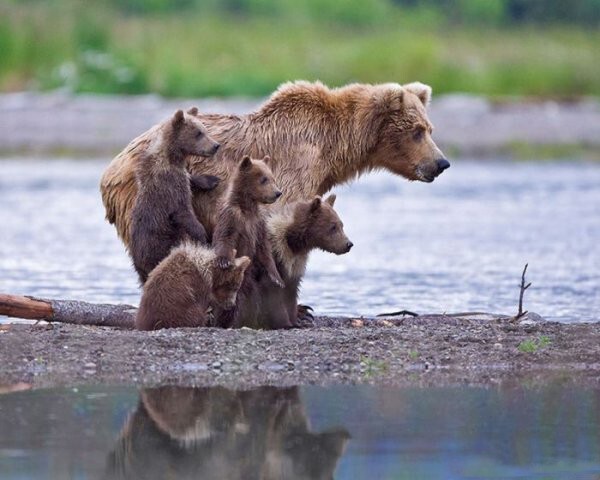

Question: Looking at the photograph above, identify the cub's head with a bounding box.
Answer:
[371,82,449,183]
[168,108,220,160]
[288,194,353,255]
[237,155,282,204]
[211,252,251,309]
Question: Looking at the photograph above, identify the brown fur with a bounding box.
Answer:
[135,242,250,331]
[211,155,284,328]
[256,194,352,329]
[129,109,220,283]
[100,81,448,249]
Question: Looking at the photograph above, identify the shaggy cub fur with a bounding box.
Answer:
[212,155,284,327]
[135,242,250,330]
[129,109,219,283]
[258,194,353,329]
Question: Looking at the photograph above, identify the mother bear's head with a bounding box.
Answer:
[367,82,449,183]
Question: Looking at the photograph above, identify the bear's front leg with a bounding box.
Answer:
[171,209,208,245]
[190,174,220,193]
[255,229,284,288]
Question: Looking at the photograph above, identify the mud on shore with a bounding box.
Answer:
[1,314,599,390]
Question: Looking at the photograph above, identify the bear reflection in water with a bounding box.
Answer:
[105,386,349,480]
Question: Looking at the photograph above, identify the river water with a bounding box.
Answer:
[1,383,600,479]
[1,158,600,479]
[1,158,598,322]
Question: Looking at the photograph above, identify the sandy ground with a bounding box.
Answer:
[1,314,599,390]
[1,91,599,156]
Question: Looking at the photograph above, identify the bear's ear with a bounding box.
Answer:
[309,197,321,213]
[403,82,432,107]
[231,248,237,258]
[240,156,252,170]
[262,155,271,166]
[187,107,198,115]
[234,256,251,271]
[325,194,336,207]
[172,110,184,129]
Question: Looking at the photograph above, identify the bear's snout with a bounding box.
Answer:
[209,142,220,155]
[346,241,354,252]
[436,158,450,173]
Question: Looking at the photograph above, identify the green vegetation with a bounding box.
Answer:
[408,350,420,360]
[518,335,551,353]
[360,356,389,378]
[0,0,599,97]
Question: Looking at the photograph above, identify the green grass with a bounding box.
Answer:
[1,2,599,97]
[518,335,552,353]
[360,356,389,378]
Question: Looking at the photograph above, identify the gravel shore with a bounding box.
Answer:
[1,91,599,157]
[1,314,599,390]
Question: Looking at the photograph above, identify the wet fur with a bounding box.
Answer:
[212,156,284,328]
[101,81,444,249]
[129,110,219,283]
[135,242,249,331]
[257,195,352,329]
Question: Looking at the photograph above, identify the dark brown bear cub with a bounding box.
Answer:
[259,194,353,329]
[212,155,284,327]
[129,109,220,284]
[135,242,250,330]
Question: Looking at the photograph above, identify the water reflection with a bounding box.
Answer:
[105,386,349,480]
[2,383,600,479]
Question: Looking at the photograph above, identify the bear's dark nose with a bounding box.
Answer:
[346,241,354,251]
[275,191,282,198]
[211,143,220,154]
[436,158,450,172]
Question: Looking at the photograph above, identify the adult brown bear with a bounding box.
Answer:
[100,80,449,248]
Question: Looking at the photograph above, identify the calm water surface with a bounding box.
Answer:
[0,158,599,322]
[1,384,600,479]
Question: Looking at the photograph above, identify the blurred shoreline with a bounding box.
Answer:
[2,91,599,160]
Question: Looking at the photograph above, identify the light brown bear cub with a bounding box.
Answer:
[135,242,250,330]
[258,194,353,329]
[212,155,284,327]
[129,109,219,284]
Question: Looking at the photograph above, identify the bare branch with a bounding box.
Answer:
[516,263,532,319]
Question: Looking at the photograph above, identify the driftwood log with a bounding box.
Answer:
[0,292,534,331]
[0,294,136,328]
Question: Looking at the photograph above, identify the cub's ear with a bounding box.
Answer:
[325,193,336,207]
[231,248,237,258]
[187,107,198,115]
[172,109,184,128]
[235,256,251,271]
[309,197,321,213]
[403,82,432,107]
[240,155,252,170]
[262,155,271,166]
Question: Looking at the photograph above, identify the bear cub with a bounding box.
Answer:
[129,109,220,284]
[259,194,353,329]
[135,242,250,330]
[213,155,284,285]
[212,155,284,327]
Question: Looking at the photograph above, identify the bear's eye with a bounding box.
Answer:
[260,176,268,185]
[196,132,203,139]
[330,224,337,233]
[413,128,425,142]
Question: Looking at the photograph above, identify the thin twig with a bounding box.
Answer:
[516,263,532,319]
[376,310,419,318]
